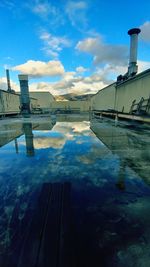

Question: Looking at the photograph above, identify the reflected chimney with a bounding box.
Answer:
[116,160,126,191]
[128,28,141,76]
[23,123,35,157]
[18,74,30,116]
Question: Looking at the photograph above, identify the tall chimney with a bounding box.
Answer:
[128,28,141,76]
[18,74,30,115]
[6,69,11,92]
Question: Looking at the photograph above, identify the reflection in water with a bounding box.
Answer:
[0,119,56,156]
[90,119,150,186]
[0,115,149,266]
[23,123,35,157]
[0,123,23,148]
[116,160,126,190]
[14,138,19,154]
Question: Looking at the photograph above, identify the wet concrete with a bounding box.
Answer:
[0,115,150,266]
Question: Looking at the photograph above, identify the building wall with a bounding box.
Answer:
[29,92,55,110]
[91,70,150,115]
[51,100,90,112]
[0,90,39,115]
[115,71,150,113]
[30,97,38,110]
[91,83,116,111]
[0,90,20,115]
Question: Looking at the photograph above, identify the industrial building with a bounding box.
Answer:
[91,68,150,116]
[29,91,55,113]
[0,89,38,116]
[51,100,90,113]
[0,28,150,123]
[91,28,150,123]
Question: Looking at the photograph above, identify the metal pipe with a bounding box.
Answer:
[128,28,141,76]
[6,69,11,92]
[18,74,30,115]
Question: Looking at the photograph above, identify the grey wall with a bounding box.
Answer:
[116,71,150,113]
[0,90,20,115]
[91,83,116,111]
[91,70,150,114]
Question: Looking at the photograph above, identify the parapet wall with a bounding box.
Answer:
[91,83,116,111]
[0,90,20,115]
[0,90,38,116]
[116,70,150,113]
[51,100,90,112]
[29,92,55,111]
[0,89,89,115]
[91,69,150,115]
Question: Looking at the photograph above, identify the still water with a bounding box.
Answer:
[0,114,150,267]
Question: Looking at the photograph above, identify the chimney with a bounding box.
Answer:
[128,28,141,76]
[6,69,11,92]
[18,74,30,115]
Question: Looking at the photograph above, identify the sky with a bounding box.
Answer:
[0,0,150,96]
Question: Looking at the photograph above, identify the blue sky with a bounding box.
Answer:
[0,0,150,95]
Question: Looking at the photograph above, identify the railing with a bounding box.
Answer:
[130,96,150,115]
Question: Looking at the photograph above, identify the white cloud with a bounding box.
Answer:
[76,36,128,66]
[71,79,106,95]
[106,60,150,77]
[12,60,65,78]
[140,21,150,42]
[92,60,150,80]
[55,121,90,136]
[32,2,52,17]
[28,68,109,96]
[76,66,88,73]
[29,0,64,26]
[40,30,71,58]
[0,77,19,91]
[33,136,66,149]
[137,60,150,73]
[65,1,88,29]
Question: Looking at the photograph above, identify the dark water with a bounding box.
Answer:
[0,114,150,266]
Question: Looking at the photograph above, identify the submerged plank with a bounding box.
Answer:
[0,182,72,267]
[37,182,72,267]
[17,183,71,267]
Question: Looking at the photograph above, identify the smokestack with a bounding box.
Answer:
[6,69,11,92]
[18,74,30,115]
[128,28,141,76]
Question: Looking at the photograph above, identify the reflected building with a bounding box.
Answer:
[22,120,56,156]
[90,120,150,186]
[56,114,90,122]
[0,123,23,148]
[0,119,56,156]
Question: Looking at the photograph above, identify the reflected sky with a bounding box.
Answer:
[0,115,150,266]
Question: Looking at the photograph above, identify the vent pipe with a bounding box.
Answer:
[6,69,11,92]
[18,74,30,115]
[128,28,141,76]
